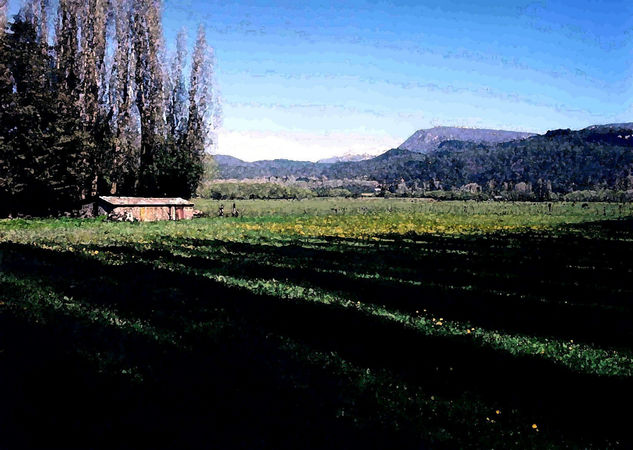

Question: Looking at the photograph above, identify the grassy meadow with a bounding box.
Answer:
[1,199,632,448]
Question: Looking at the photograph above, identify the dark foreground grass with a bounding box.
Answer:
[0,201,631,448]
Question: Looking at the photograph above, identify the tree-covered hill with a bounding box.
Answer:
[215,124,633,195]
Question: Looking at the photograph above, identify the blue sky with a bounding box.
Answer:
[11,0,633,160]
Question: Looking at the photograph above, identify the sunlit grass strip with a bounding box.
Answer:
[94,250,633,378]
[161,244,631,314]
[0,266,561,447]
[13,237,630,323]
[0,272,182,349]
[5,239,629,377]
[198,272,633,377]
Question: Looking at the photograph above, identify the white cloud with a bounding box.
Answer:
[215,129,403,162]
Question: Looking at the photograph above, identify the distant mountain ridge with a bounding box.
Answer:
[398,126,535,153]
[213,126,537,174]
[212,123,633,194]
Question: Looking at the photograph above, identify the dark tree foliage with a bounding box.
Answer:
[0,2,219,216]
[0,17,87,215]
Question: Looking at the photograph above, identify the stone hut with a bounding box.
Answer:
[96,196,195,222]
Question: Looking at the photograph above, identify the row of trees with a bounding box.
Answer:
[0,0,220,215]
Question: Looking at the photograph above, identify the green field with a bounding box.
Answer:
[1,199,632,448]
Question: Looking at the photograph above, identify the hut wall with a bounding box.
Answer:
[95,200,194,221]
[171,206,194,220]
[112,206,171,222]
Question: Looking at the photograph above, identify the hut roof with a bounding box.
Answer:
[99,196,194,207]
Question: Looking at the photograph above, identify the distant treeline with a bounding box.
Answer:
[199,182,316,200]
[217,126,633,200]
[197,179,378,200]
[198,181,633,203]
[384,189,633,203]
[0,0,220,216]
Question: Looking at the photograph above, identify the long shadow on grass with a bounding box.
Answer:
[89,229,633,349]
[0,243,631,447]
[167,226,633,310]
[0,272,403,449]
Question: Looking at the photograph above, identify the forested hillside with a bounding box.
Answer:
[217,124,633,197]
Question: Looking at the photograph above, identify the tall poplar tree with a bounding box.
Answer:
[158,28,189,196]
[0,1,13,213]
[54,0,91,201]
[109,0,138,194]
[1,13,62,213]
[79,0,111,196]
[132,0,165,195]
[181,24,221,198]
[166,28,188,139]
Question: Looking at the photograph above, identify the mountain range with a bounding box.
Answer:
[398,126,535,153]
[212,123,633,193]
[214,126,537,177]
